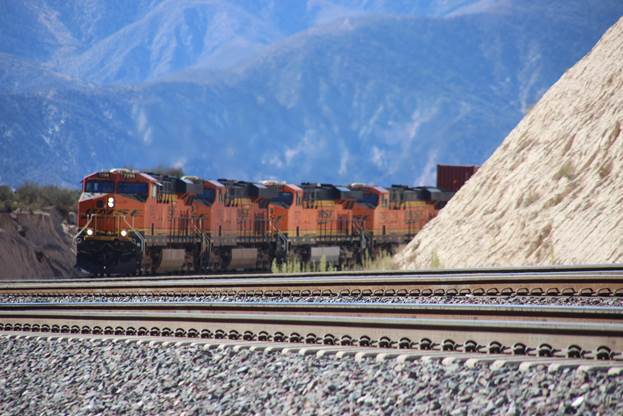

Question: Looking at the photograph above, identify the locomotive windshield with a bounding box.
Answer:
[358,193,379,207]
[272,192,293,207]
[118,182,148,201]
[85,180,114,193]
[198,188,215,205]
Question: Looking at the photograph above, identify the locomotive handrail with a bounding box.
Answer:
[122,216,145,254]
[269,215,289,258]
[73,214,94,242]
[190,222,210,256]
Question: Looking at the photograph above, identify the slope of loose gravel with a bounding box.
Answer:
[0,336,621,415]
[2,294,623,307]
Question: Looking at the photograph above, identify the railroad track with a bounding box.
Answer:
[2,301,623,361]
[1,265,623,298]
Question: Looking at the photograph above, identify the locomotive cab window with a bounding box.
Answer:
[85,180,114,193]
[198,188,216,205]
[358,193,379,207]
[118,182,149,201]
[275,192,293,207]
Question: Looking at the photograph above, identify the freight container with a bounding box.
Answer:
[436,164,479,192]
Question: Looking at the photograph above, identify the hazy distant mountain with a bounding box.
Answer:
[0,0,622,187]
[0,0,162,62]
[0,0,485,85]
[60,0,281,84]
[0,53,80,93]
[128,6,622,185]
[0,83,139,186]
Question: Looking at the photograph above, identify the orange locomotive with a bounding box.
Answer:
[75,167,465,275]
[76,170,276,275]
[264,182,362,268]
[76,169,205,275]
[348,184,443,256]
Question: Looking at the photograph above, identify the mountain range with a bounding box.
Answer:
[1,0,622,187]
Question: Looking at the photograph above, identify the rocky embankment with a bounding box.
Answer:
[397,16,623,269]
[0,210,78,279]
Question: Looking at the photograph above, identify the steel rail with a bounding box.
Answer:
[3,263,623,285]
[2,302,623,323]
[1,302,623,360]
[2,271,623,298]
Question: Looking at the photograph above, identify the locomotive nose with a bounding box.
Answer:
[93,195,116,209]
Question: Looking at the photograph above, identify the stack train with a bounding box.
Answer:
[75,165,477,275]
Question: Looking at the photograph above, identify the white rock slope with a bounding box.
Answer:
[397,17,623,269]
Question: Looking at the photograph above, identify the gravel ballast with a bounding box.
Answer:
[0,336,621,415]
[2,294,623,307]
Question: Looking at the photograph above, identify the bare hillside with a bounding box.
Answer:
[397,17,623,269]
[0,211,78,279]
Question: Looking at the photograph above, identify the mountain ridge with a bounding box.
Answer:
[1,1,622,188]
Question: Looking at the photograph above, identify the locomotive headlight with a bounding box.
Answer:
[120,229,128,237]
[107,197,115,208]
[86,228,94,236]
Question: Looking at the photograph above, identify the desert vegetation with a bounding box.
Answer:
[553,160,576,181]
[271,251,399,274]
[0,184,79,219]
[0,166,184,218]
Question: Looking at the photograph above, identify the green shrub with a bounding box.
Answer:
[270,250,400,274]
[0,183,79,218]
[39,185,80,217]
[523,191,540,207]
[554,161,576,181]
[0,185,15,212]
[318,255,327,272]
[430,249,442,269]
[358,251,398,271]
[271,254,342,274]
